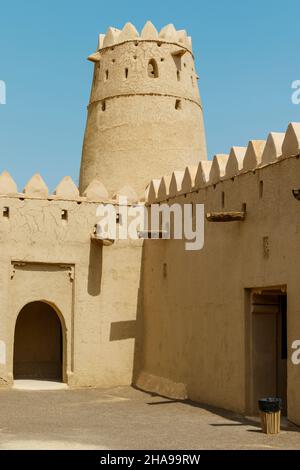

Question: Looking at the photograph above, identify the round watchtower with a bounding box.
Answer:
[80,21,207,197]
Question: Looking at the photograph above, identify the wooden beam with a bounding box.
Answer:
[206,211,246,222]
[91,234,115,246]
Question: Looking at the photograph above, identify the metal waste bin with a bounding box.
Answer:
[258,398,282,434]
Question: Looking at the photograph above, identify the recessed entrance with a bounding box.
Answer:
[248,288,287,415]
[13,301,63,382]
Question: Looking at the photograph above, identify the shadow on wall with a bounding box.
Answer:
[101,245,146,377]
[110,320,136,341]
[88,242,103,296]
[108,248,142,344]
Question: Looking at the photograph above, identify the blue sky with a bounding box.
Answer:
[0,0,299,191]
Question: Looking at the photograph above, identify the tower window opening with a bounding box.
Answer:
[95,62,100,82]
[177,70,180,81]
[148,59,159,78]
[259,180,264,199]
[105,69,109,81]
[221,191,225,208]
[192,203,195,218]
[191,75,194,86]
[125,68,129,79]
[102,101,106,111]
[3,207,9,218]
[175,99,182,110]
[61,210,68,221]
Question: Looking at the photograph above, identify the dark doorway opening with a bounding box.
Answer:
[14,301,63,381]
[250,289,287,415]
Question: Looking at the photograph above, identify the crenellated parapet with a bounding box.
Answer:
[0,173,140,204]
[146,122,300,203]
[87,21,199,109]
[88,21,192,58]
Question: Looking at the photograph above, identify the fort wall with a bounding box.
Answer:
[0,174,142,388]
[135,122,300,424]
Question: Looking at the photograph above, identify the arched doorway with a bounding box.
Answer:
[13,301,63,381]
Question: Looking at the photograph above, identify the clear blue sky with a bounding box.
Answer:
[0,0,299,191]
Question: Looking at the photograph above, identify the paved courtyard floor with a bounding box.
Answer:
[0,385,299,450]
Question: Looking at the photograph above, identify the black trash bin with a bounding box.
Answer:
[258,398,282,434]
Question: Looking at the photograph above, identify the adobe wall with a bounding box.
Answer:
[0,175,142,388]
[135,123,300,424]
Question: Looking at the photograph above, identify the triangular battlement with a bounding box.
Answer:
[88,21,192,60]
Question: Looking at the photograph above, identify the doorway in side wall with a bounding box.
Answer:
[246,287,287,416]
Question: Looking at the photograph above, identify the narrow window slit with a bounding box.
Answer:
[3,207,9,218]
[175,99,182,110]
[221,191,225,208]
[259,180,264,199]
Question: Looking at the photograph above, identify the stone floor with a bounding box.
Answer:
[0,385,299,450]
